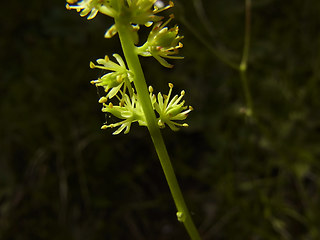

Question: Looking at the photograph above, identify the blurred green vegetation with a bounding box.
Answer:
[1,0,320,239]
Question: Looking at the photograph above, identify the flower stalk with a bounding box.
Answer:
[115,17,201,240]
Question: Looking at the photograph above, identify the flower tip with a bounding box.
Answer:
[169,13,175,19]
[181,90,185,96]
[108,102,113,108]
[169,1,174,7]
[189,106,194,111]
[98,97,108,103]
[116,75,123,83]
[182,123,189,127]
[145,22,153,27]
[66,0,77,3]
[89,61,95,68]
[101,125,108,130]
[65,3,71,10]
[149,86,154,93]
[168,83,174,88]
[104,25,117,39]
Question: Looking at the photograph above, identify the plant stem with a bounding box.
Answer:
[179,15,239,71]
[180,0,254,115]
[115,18,202,240]
[239,70,253,116]
[239,0,253,116]
[240,0,251,71]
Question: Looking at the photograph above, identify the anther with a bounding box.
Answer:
[145,21,153,27]
[89,61,95,68]
[98,97,108,103]
[116,75,123,83]
[158,120,165,128]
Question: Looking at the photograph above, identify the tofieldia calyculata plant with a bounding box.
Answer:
[66,0,202,239]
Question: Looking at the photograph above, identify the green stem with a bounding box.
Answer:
[240,0,251,71]
[115,18,202,240]
[239,0,253,116]
[179,16,239,71]
[180,0,254,115]
[239,70,253,116]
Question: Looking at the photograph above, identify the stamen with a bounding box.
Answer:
[99,96,108,103]
[66,0,78,3]
[90,61,96,68]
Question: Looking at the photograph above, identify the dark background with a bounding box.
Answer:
[1,0,320,239]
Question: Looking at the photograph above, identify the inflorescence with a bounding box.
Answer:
[67,0,192,134]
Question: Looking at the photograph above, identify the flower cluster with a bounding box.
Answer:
[68,0,191,134]
[67,0,183,66]
[96,83,192,135]
[66,0,173,23]
[66,0,174,41]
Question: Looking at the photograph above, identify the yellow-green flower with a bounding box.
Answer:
[101,93,146,134]
[66,0,118,20]
[151,83,192,131]
[137,15,184,68]
[67,0,174,41]
[90,54,133,99]
[121,0,174,26]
